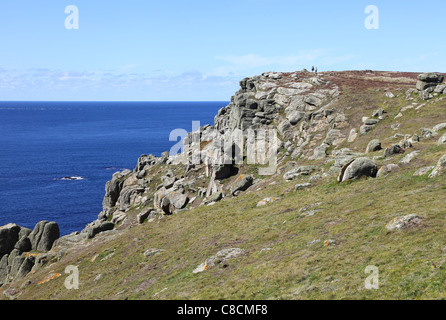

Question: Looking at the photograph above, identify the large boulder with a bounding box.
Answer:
[28,221,60,252]
[230,175,254,195]
[416,81,437,91]
[360,125,374,135]
[86,221,115,239]
[287,111,305,125]
[366,139,382,153]
[304,94,323,107]
[168,191,189,210]
[0,224,21,255]
[416,73,444,95]
[161,174,177,189]
[337,158,378,182]
[154,186,190,214]
[417,72,444,83]
[434,84,446,93]
[384,144,404,157]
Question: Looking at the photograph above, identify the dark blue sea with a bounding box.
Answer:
[0,101,227,236]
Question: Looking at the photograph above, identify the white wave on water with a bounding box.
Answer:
[54,176,85,181]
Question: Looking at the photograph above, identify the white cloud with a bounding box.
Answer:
[211,50,353,76]
[0,67,239,100]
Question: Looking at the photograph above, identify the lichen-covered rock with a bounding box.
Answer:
[168,191,189,210]
[420,128,438,139]
[384,144,404,157]
[230,174,254,196]
[433,123,446,132]
[256,197,279,207]
[386,214,421,231]
[413,166,434,176]
[193,248,245,274]
[283,165,318,180]
[429,154,446,178]
[377,164,399,177]
[437,134,446,145]
[400,151,419,164]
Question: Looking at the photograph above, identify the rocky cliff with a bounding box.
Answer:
[1,70,446,300]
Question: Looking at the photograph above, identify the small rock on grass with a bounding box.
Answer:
[144,248,164,259]
[386,214,422,231]
[193,248,245,274]
[413,166,434,176]
[257,197,279,207]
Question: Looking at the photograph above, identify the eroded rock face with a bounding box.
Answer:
[102,171,127,211]
[29,221,60,252]
[135,154,157,172]
[0,221,60,287]
[0,224,21,255]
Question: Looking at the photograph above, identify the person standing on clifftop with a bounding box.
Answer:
[311,66,315,72]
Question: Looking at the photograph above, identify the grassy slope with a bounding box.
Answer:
[3,72,446,300]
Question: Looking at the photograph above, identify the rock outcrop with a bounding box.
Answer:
[0,221,59,286]
[3,70,446,296]
[416,72,445,100]
[28,221,60,252]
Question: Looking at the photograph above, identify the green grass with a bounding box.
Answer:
[8,161,445,300]
[2,72,446,300]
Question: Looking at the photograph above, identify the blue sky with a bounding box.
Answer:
[0,0,444,101]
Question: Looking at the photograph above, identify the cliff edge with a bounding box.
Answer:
[1,70,446,300]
